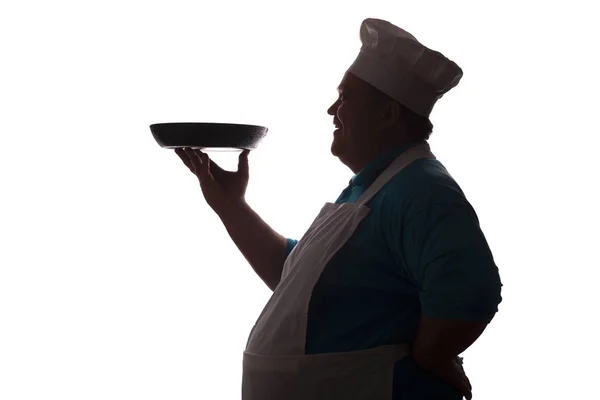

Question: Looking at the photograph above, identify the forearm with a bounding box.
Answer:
[412,314,487,372]
[217,200,288,291]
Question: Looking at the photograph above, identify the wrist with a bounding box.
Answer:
[414,353,453,373]
[415,356,461,385]
[215,198,249,220]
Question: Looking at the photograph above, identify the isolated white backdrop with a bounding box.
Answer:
[1,0,599,399]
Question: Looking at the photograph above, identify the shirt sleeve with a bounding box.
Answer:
[400,188,503,323]
[285,238,299,257]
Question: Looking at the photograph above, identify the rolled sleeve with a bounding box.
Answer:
[285,238,299,256]
[403,198,503,323]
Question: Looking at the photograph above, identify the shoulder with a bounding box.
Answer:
[376,158,475,221]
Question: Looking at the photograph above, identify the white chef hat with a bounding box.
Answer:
[347,18,463,117]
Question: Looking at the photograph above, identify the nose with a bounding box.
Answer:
[327,99,339,116]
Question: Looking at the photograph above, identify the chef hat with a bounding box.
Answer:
[347,18,463,117]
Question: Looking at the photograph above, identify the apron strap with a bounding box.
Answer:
[356,142,435,207]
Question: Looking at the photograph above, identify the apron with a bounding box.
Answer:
[242,143,436,400]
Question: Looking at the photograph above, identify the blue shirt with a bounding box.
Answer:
[285,142,502,399]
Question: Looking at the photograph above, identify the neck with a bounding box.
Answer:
[347,135,423,174]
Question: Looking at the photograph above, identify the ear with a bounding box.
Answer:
[381,100,402,129]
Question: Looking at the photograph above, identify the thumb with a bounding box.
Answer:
[238,150,250,177]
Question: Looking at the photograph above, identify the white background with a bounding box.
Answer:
[1,1,598,399]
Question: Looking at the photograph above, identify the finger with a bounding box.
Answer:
[184,147,201,167]
[194,150,215,185]
[458,383,471,400]
[463,379,472,399]
[175,148,195,173]
[463,378,472,390]
[461,372,472,391]
[184,147,206,181]
[238,149,250,178]
[197,150,226,176]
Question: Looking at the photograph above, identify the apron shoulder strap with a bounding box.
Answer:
[356,142,436,207]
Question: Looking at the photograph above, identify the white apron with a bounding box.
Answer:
[242,143,436,400]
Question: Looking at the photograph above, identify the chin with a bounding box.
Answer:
[330,140,342,157]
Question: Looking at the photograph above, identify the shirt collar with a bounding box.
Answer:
[349,141,425,187]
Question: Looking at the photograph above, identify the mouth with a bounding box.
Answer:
[333,120,342,133]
